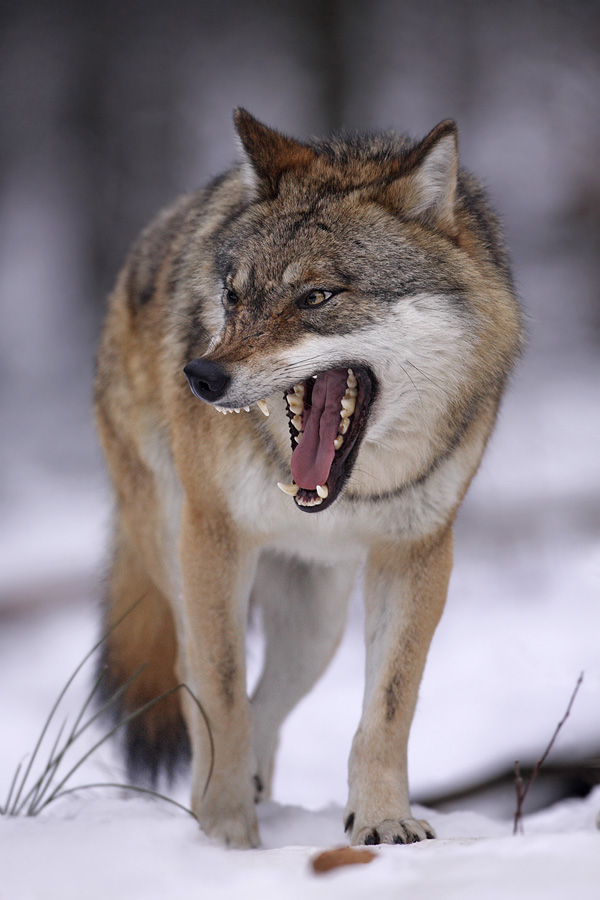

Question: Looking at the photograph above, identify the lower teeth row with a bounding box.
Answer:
[296,494,323,507]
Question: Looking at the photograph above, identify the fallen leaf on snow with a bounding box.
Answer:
[311,846,376,874]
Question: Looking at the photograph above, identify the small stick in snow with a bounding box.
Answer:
[513,671,584,835]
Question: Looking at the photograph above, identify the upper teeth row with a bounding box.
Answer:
[337,369,357,438]
[286,383,305,445]
[214,400,269,417]
[286,368,357,446]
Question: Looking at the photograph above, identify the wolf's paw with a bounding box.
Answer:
[347,814,435,846]
[200,813,261,849]
[197,800,261,849]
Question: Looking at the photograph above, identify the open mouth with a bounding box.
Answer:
[277,366,374,513]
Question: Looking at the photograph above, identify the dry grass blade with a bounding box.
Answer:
[35,681,212,814]
[2,594,213,822]
[5,593,148,815]
[47,783,198,821]
[513,672,584,834]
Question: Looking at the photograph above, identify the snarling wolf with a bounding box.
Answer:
[94,110,522,847]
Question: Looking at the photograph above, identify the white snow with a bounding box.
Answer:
[0,791,599,899]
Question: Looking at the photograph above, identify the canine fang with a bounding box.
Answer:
[277,482,299,496]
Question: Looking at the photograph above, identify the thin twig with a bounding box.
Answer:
[513,672,584,834]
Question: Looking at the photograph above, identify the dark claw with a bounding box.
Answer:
[364,829,380,845]
[344,813,355,833]
[253,774,264,802]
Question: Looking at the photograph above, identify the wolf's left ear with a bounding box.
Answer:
[384,120,458,234]
[234,108,317,200]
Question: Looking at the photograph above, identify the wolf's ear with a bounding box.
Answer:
[234,108,317,200]
[383,120,458,234]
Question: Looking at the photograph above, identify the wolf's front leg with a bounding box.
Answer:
[345,527,453,845]
[179,501,259,848]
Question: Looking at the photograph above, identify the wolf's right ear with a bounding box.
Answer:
[380,120,459,235]
[234,109,317,200]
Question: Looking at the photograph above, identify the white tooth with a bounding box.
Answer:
[312,375,317,380]
[294,432,302,444]
[292,415,303,431]
[215,406,224,413]
[316,484,329,499]
[333,435,344,450]
[339,417,350,434]
[298,494,322,506]
[345,387,357,399]
[257,399,269,417]
[341,397,356,413]
[340,407,353,419]
[277,482,299,496]
[244,406,250,412]
[288,396,303,415]
[234,408,240,413]
[294,383,305,397]
[347,370,357,388]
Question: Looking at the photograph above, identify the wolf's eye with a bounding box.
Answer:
[300,289,334,308]
[224,288,239,306]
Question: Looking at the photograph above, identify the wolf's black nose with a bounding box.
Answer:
[184,359,231,402]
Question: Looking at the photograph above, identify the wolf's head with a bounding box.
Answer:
[182,111,519,513]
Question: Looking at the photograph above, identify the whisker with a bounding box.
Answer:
[399,364,424,409]
[170,311,195,323]
[405,359,453,400]
[351,466,377,481]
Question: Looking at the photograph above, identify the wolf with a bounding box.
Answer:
[94,109,522,848]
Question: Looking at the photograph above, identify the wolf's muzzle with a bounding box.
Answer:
[184,359,231,403]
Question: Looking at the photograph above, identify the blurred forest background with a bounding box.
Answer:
[0,0,598,810]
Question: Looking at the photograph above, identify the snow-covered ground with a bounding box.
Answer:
[1,603,599,900]
[1,350,599,897]
[1,791,599,900]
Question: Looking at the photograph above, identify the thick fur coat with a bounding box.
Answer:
[94,110,522,847]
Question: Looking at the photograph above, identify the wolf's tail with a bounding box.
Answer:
[97,526,190,785]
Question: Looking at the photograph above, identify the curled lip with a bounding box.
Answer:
[283,365,376,514]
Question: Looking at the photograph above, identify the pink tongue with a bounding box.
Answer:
[290,369,349,490]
